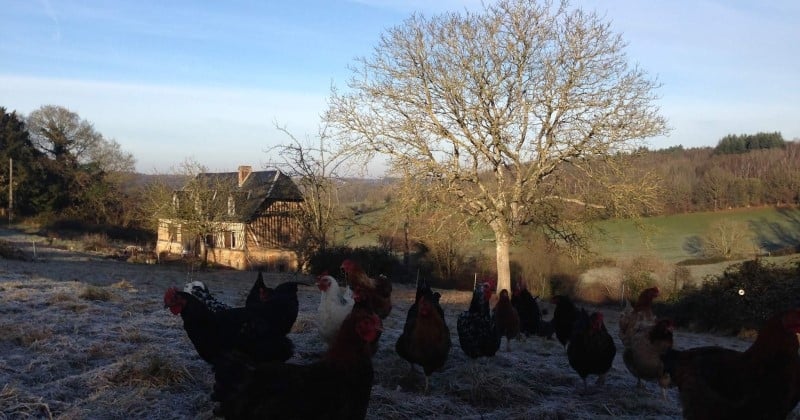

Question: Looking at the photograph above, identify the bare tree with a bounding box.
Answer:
[325,0,668,292]
[702,219,757,259]
[268,124,348,270]
[25,105,136,223]
[143,158,240,267]
[26,105,134,172]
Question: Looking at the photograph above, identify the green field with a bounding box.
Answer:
[590,206,800,263]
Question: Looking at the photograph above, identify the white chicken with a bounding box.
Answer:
[316,274,355,345]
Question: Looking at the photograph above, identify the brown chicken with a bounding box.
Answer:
[493,289,521,351]
[211,302,383,420]
[661,308,800,420]
[622,318,674,398]
[341,259,392,319]
[619,286,660,347]
[395,279,451,391]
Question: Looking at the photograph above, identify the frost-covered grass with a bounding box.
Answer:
[1,231,799,419]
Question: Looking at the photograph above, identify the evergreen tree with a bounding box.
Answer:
[0,107,50,216]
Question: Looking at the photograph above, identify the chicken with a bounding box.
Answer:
[551,295,579,347]
[211,303,383,420]
[317,273,355,345]
[622,318,674,397]
[661,308,800,420]
[163,287,293,367]
[340,259,392,319]
[511,280,541,337]
[493,289,521,351]
[457,282,500,358]
[183,271,270,313]
[244,270,271,308]
[183,280,231,313]
[395,279,451,391]
[536,317,555,340]
[567,310,617,391]
[249,280,303,336]
[619,286,660,346]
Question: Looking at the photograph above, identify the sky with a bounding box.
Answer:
[1,0,798,175]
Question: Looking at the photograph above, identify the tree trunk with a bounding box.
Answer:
[494,230,512,294]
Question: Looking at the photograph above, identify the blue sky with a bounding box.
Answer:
[2,0,798,174]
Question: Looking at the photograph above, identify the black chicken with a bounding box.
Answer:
[183,271,271,313]
[211,303,383,420]
[511,281,541,337]
[245,270,271,308]
[457,282,500,358]
[163,287,293,368]
[249,280,302,336]
[183,280,231,313]
[567,310,617,391]
[396,279,451,391]
[552,295,579,347]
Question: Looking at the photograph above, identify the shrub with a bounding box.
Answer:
[659,258,800,333]
[307,246,409,281]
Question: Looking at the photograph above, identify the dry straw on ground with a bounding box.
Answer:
[1,229,799,419]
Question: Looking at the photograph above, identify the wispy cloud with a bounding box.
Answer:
[39,0,61,41]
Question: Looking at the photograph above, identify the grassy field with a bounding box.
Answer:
[589,206,800,263]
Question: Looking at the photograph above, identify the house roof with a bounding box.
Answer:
[192,169,303,222]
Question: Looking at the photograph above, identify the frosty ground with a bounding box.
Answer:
[1,229,799,419]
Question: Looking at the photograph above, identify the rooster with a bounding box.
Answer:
[211,303,383,420]
[316,273,355,345]
[396,279,451,392]
[551,295,579,347]
[183,271,270,313]
[244,270,271,308]
[622,318,674,398]
[163,287,293,367]
[493,289,521,351]
[457,282,500,358]
[249,280,303,336]
[567,310,617,392]
[619,286,660,347]
[661,308,800,420]
[340,259,392,319]
[183,280,231,313]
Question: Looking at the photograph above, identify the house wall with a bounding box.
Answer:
[205,247,298,271]
[155,217,299,271]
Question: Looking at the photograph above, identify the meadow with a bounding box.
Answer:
[3,220,800,419]
[590,206,800,263]
[2,228,794,419]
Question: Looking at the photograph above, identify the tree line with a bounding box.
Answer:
[0,105,139,230]
[646,136,800,214]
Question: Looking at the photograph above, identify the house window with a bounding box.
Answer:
[168,224,178,242]
[223,231,236,249]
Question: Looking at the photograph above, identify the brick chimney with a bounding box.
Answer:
[238,165,252,187]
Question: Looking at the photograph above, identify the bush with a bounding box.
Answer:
[307,246,410,282]
[658,258,800,334]
[81,233,110,252]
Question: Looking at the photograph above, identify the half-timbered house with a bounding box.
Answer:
[155,165,304,270]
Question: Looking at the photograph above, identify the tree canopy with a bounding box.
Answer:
[325,0,668,292]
